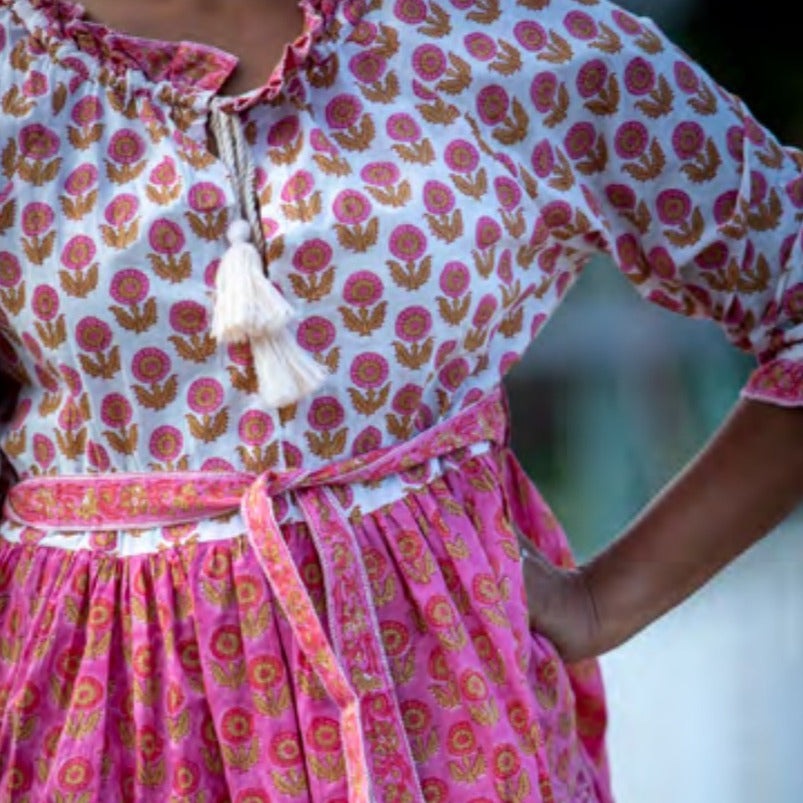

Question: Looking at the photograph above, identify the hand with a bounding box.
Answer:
[520,540,602,663]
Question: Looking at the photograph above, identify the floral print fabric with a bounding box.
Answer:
[0,0,802,798]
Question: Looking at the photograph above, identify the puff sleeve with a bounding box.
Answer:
[490,0,803,405]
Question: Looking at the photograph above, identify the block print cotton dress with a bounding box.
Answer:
[0,0,802,800]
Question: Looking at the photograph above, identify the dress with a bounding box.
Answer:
[0,0,802,799]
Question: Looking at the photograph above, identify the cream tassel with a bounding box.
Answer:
[212,219,294,343]
[208,99,328,407]
[251,329,328,409]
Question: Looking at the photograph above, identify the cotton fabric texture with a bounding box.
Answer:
[0,0,802,800]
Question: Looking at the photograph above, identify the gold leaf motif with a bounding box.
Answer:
[498,307,524,338]
[590,21,622,54]
[105,158,147,184]
[365,179,411,207]
[307,51,339,88]
[391,138,436,165]
[17,156,63,186]
[145,182,182,206]
[388,255,432,291]
[2,85,34,117]
[425,208,463,243]
[272,767,308,797]
[347,384,390,416]
[635,75,675,119]
[333,218,379,253]
[436,54,472,96]
[281,190,322,222]
[78,345,121,380]
[330,113,376,151]
[467,0,500,23]
[308,752,346,782]
[416,96,460,126]
[575,134,609,176]
[501,208,526,238]
[34,316,67,350]
[689,81,717,116]
[757,139,784,170]
[109,298,158,333]
[584,73,621,116]
[55,427,88,460]
[0,284,24,315]
[437,294,471,326]
[10,39,33,71]
[373,23,400,58]
[67,123,104,150]
[0,198,16,235]
[2,138,18,180]
[634,27,664,55]
[288,265,336,302]
[21,231,56,266]
[489,39,522,76]
[227,363,257,393]
[543,83,570,128]
[103,424,139,456]
[538,30,573,65]
[359,71,401,104]
[186,409,230,443]
[681,138,721,184]
[492,97,529,146]
[59,264,100,299]
[621,138,666,182]
[663,206,705,248]
[450,167,487,200]
[305,427,348,459]
[418,1,452,38]
[185,209,228,241]
[392,338,433,370]
[168,332,217,363]
[148,251,192,283]
[101,220,140,250]
[338,301,387,336]
[59,188,99,220]
[311,151,352,176]
[133,376,179,411]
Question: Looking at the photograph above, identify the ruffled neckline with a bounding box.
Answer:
[12,0,341,110]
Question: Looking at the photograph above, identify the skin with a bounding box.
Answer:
[523,396,803,662]
[76,2,803,663]
[78,0,305,97]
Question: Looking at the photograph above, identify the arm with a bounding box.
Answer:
[524,396,803,662]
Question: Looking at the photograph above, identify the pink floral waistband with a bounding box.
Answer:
[3,388,509,802]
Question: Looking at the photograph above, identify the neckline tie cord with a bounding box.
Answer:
[207,99,327,408]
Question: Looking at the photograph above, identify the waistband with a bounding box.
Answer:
[3,387,518,802]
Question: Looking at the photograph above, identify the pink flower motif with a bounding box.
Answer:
[395,306,432,342]
[171,760,201,797]
[648,246,677,279]
[530,138,554,178]
[280,170,315,202]
[750,170,768,206]
[148,219,185,254]
[350,352,389,388]
[444,138,479,174]
[614,121,648,159]
[324,94,362,129]
[472,294,498,328]
[188,182,225,213]
[33,362,56,391]
[360,161,400,186]
[58,399,84,432]
[310,128,337,154]
[352,426,382,455]
[412,44,446,81]
[204,259,220,288]
[392,384,422,416]
[109,268,149,305]
[713,190,739,224]
[348,20,377,46]
[107,129,145,165]
[308,396,345,431]
[187,378,224,413]
[333,189,372,224]
[238,410,274,446]
[202,457,235,472]
[616,233,642,270]
[169,301,207,335]
[529,72,558,113]
[493,177,521,211]
[149,156,177,186]
[422,180,455,215]
[297,316,335,352]
[475,216,502,249]
[100,393,133,428]
[786,176,803,209]
[19,124,60,160]
[476,84,509,126]
[674,60,700,94]
[75,316,112,352]
[23,70,48,97]
[267,115,300,147]
[393,0,427,24]
[464,32,496,61]
[577,59,609,98]
[782,283,803,319]
[726,126,745,162]
[21,202,53,237]
[672,121,705,159]
[439,261,470,297]
[32,285,59,321]
[656,189,692,225]
[389,224,427,261]
[131,347,171,383]
[612,8,642,34]
[438,357,469,392]
[33,434,55,469]
[59,364,82,395]
[386,113,421,142]
[292,239,333,274]
[605,183,636,211]
[71,96,102,126]
[149,426,183,461]
[564,10,597,40]
[343,270,383,306]
[64,163,99,196]
[624,57,656,95]
[564,122,596,160]
[86,440,110,470]
[349,50,387,83]
[513,20,546,51]
[227,341,252,366]
[694,241,729,271]
[104,194,139,226]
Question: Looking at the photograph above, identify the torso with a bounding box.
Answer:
[77,0,306,97]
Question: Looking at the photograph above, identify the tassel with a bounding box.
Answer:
[212,219,294,343]
[251,329,328,408]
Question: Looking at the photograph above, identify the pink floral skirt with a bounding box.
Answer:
[0,445,611,802]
